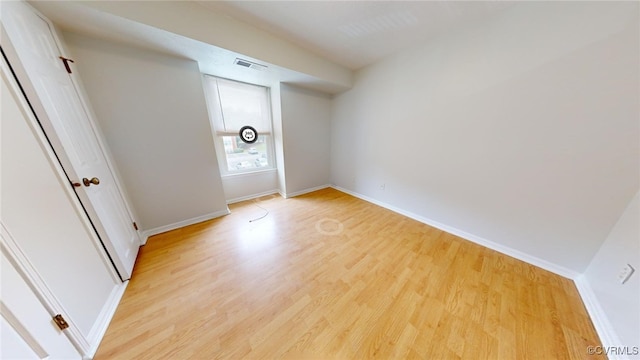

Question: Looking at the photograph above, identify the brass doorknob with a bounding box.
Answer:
[82,177,100,187]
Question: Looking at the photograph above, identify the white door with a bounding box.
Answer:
[2,49,124,356]
[1,250,81,360]
[1,1,140,280]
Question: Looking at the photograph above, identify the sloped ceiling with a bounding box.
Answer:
[31,1,352,93]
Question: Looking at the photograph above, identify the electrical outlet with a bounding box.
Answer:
[618,264,635,284]
[380,183,386,191]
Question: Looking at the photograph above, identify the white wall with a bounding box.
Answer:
[331,2,639,273]
[281,84,332,196]
[222,170,279,204]
[582,193,639,352]
[63,32,228,232]
[270,83,287,196]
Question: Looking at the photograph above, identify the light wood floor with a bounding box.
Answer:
[95,188,604,359]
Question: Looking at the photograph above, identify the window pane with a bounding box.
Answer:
[202,76,275,175]
[223,135,271,172]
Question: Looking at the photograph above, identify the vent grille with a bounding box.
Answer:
[234,58,267,71]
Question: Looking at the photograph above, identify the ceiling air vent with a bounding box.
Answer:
[234,58,267,71]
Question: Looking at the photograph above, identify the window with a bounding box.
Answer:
[203,76,275,175]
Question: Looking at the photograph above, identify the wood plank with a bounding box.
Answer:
[95,188,604,359]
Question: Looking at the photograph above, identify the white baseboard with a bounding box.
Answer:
[225,184,330,204]
[140,208,231,242]
[226,189,280,205]
[86,281,128,358]
[574,276,625,359]
[330,185,580,280]
[284,184,331,199]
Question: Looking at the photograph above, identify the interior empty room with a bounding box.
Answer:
[1,1,638,359]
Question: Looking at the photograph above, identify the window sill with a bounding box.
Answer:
[221,168,277,179]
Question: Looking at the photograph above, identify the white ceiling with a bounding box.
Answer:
[30,1,515,93]
[197,1,514,70]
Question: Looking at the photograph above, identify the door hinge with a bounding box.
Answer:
[59,56,75,74]
[133,222,138,231]
[53,314,69,330]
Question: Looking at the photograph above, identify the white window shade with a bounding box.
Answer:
[203,76,272,136]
